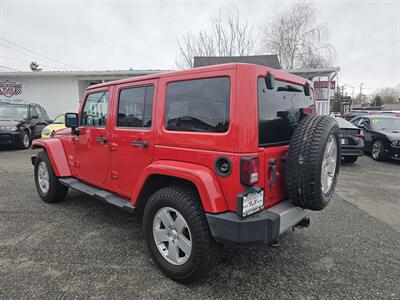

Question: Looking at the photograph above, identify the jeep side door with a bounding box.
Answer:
[75,88,111,186]
[108,80,157,198]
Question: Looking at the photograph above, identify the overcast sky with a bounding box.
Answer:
[0,0,399,95]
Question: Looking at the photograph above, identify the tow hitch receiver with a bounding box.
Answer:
[293,217,310,230]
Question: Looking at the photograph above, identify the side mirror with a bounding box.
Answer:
[31,113,38,119]
[304,82,311,96]
[265,71,275,90]
[65,113,79,134]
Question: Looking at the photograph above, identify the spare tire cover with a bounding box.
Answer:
[287,115,340,211]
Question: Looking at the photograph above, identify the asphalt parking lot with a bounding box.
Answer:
[0,148,399,299]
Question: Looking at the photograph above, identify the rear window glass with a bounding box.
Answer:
[165,77,230,133]
[258,78,314,146]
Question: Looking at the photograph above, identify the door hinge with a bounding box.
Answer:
[110,143,118,151]
[111,171,118,179]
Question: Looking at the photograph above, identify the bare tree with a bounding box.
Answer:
[260,1,336,69]
[176,9,255,68]
[373,86,400,104]
[29,61,42,72]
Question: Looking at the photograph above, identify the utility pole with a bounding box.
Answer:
[359,83,364,105]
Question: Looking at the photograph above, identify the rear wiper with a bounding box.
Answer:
[277,85,302,92]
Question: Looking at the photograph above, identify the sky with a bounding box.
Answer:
[0,0,399,95]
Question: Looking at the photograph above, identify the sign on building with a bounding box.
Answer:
[314,81,336,101]
[0,80,24,103]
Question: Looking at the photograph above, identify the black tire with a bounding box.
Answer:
[34,151,68,203]
[16,130,31,149]
[343,156,358,163]
[371,139,387,161]
[143,186,221,283]
[287,115,340,211]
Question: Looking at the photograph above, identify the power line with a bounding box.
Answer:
[0,65,22,72]
[0,37,82,70]
[0,54,71,70]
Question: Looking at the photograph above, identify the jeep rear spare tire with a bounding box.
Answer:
[287,115,340,211]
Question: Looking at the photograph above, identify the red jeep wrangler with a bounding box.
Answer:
[31,63,340,283]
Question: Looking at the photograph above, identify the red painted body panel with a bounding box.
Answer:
[132,160,227,212]
[32,138,71,177]
[108,79,158,198]
[42,63,315,214]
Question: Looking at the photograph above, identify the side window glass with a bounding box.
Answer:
[35,106,45,118]
[39,106,48,119]
[165,77,230,132]
[81,91,109,126]
[29,106,38,118]
[117,85,154,128]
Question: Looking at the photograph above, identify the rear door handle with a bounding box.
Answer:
[96,136,108,144]
[131,140,148,148]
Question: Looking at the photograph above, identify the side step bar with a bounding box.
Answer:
[59,177,135,213]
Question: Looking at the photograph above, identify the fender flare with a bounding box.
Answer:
[32,139,71,177]
[132,160,228,213]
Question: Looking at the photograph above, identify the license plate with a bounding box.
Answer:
[241,190,264,217]
[341,138,346,144]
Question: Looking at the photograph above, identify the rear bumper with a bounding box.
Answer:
[340,136,364,157]
[206,200,310,244]
[341,146,364,157]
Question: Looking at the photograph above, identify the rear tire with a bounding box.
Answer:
[343,156,358,163]
[34,151,68,203]
[143,186,221,283]
[287,115,341,211]
[371,140,387,161]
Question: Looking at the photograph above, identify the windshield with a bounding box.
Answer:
[0,104,28,119]
[258,78,314,146]
[371,117,400,131]
[53,114,65,124]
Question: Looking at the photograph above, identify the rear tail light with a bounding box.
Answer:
[357,130,365,139]
[240,156,259,186]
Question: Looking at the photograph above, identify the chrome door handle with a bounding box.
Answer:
[131,140,148,148]
[96,136,108,144]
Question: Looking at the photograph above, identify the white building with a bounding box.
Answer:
[0,70,161,118]
[0,65,340,118]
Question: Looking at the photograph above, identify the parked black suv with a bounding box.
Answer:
[0,102,51,149]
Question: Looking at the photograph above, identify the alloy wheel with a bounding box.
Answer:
[153,207,192,265]
[37,161,50,194]
[321,134,338,194]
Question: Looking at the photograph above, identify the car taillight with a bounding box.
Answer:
[358,130,364,139]
[240,156,259,186]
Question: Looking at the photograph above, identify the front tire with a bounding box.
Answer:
[143,186,221,283]
[17,130,31,149]
[371,140,387,161]
[34,151,68,203]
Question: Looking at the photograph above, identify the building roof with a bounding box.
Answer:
[0,69,165,77]
[193,55,282,69]
[287,67,340,79]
